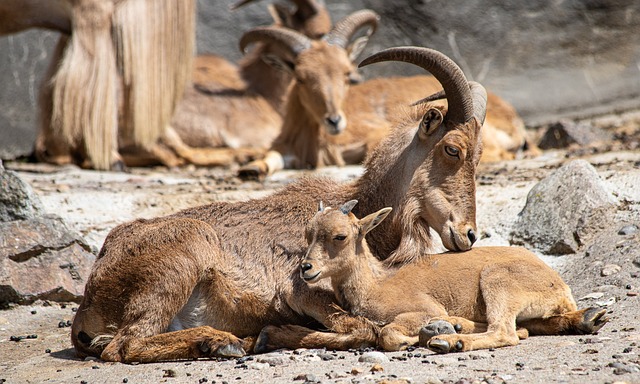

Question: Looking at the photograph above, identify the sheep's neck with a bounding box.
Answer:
[272,85,321,169]
[330,243,385,315]
[351,129,433,262]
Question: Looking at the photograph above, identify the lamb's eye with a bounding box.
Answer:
[445,146,460,158]
[334,235,347,241]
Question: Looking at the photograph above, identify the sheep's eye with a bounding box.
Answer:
[334,234,347,241]
[445,146,460,158]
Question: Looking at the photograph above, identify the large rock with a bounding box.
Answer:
[0,216,95,308]
[0,168,45,222]
[2,0,639,158]
[512,160,618,254]
[0,169,95,307]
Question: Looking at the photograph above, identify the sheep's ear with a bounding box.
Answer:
[359,207,392,235]
[262,54,295,74]
[339,200,358,214]
[347,36,370,62]
[418,107,444,139]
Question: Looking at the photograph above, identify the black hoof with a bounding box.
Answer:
[199,342,211,355]
[110,160,129,173]
[215,343,245,358]
[237,166,264,181]
[427,338,451,354]
[418,320,456,346]
[577,307,609,334]
[253,328,271,354]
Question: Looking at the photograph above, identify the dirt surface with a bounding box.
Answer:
[1,114,640,383]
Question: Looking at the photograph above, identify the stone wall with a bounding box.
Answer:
[1,0,638,159]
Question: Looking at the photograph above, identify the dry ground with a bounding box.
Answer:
[0,116,639,383]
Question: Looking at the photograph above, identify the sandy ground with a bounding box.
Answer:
[1,140,639,383]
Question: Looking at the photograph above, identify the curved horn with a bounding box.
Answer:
[324,9,379,48]
[359,46,474,124]
[468,81,487,126]
[240,26,312,57]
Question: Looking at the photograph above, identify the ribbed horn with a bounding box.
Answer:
[468,81,487,126]
[240,26,312,57]
[359,46,474,124]
[324,9,379,48]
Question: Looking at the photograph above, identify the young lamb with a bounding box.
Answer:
[298,200,608,353]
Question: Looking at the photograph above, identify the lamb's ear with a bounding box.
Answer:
[359,207,392,235]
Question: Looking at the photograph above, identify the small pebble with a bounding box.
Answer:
[247,362,269,370]
[30,310,37,315]
[45,349,51,353]
[358,351,389,364]
[628,292,639,297]
[601,264,622,277]
[618,224,638,236]
[370,363,384,372]
[163,369,177,378]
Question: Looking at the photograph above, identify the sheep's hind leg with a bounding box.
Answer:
[517,307,608,336]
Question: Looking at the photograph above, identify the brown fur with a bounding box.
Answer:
[71,64,485,361]
[293,204,608,352]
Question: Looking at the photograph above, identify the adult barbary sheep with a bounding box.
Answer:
[287,200,608,353]
[70,46,486,362]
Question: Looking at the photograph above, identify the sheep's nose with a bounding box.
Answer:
[467,229,477,245]
[325,115,342,128]
[300,263,313,272]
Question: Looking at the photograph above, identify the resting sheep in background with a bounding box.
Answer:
[165,9,378,167]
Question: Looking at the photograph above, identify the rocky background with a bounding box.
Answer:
[1,0,639,158]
